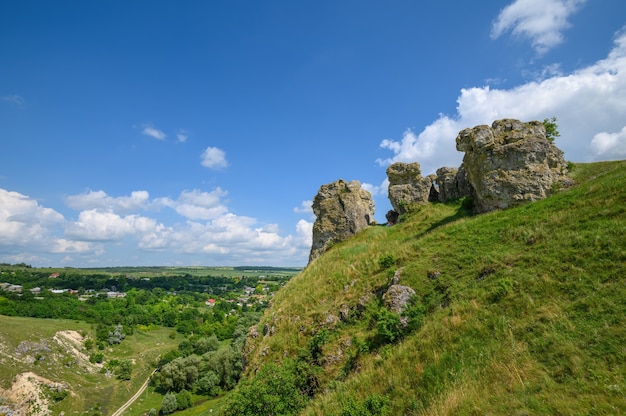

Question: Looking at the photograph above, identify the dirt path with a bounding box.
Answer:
[111,370,156,416]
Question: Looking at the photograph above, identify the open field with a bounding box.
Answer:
[24,265,303,280]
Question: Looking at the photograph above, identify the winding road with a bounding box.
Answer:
[111,370,156,416]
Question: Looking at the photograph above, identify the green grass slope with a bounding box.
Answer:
[242,161,626,415]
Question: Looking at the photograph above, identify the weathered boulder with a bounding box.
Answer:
[435,165,473,202]
[386,162,433,215]
[309,179,375,264]
[456,119,569,213]
[382,284,416,315]
[385,210,399,225]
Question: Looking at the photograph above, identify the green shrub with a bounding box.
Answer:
[89,352,104,364]
[307,329,329,364]
[340,394,391,416]
[116,359,132,380]
[378,254,396,270]
[374,307,402,344]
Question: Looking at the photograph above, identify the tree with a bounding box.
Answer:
[195,371,220,396]
[176,389,193,410]
[161,392,178,415]
[193,335,220,355]
[223,361,308,416]
[107,324,125,345]
[543,116,560,141]
[116,359,133,380]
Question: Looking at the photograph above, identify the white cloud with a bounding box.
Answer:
[177,133,188,142]
[296,219,313,248]
[522,63,564,81]
[2,183,313,266]
[491,0,587,55]
[377,28,626,174]
[591,125,626,158]
[377,117,464,175]
[142,126,167,140]
[65,209,158,242]
[362,178,389,197]
[201,146,229,169]
[156,188,229,220]
[0,189,64,248]
[136,213,312,264]
[50,239,94,254]
[293,200,313,214]
[65,190,150,214]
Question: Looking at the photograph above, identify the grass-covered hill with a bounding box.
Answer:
[232,161,626,415]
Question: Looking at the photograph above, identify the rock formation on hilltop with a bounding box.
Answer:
[433,165,473,203]
[308,118,570,264]
[309,179,375,264]
[456,118,570,213]
[386,162,435,215]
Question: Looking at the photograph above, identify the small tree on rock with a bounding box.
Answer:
[543,116,560,141]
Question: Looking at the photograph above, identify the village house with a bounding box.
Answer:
[6,284,23,293]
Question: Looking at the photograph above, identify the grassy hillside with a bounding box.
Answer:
[0,315,179,415]
[240,161,626,415]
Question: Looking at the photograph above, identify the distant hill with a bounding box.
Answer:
[231,161,626,415]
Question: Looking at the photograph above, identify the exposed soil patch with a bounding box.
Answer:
[0,371,66,415]
[52,330,100,372]
[0,330,100,414]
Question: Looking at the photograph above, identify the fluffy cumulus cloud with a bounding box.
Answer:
[201,146,229,169]
[155,189,229,220]
[65,190,150,214]
[0,185,312,266]
[377,28,626,175]
[591,126,626,157]
[0,189,96,264]
[65,210,158,242]
[491,0,587,55]
[136,213,312,264]
[140,210,312,265]
[0,189,64,247]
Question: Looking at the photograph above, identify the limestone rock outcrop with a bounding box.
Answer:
[386,162,434,215]
[456,119,569,213]
[382,284,416,316]
[434,165,473,203]
[309,179,375,264]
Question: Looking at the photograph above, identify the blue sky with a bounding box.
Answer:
[1,0,625,267]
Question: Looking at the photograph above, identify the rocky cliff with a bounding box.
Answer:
[309,179,375,263]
